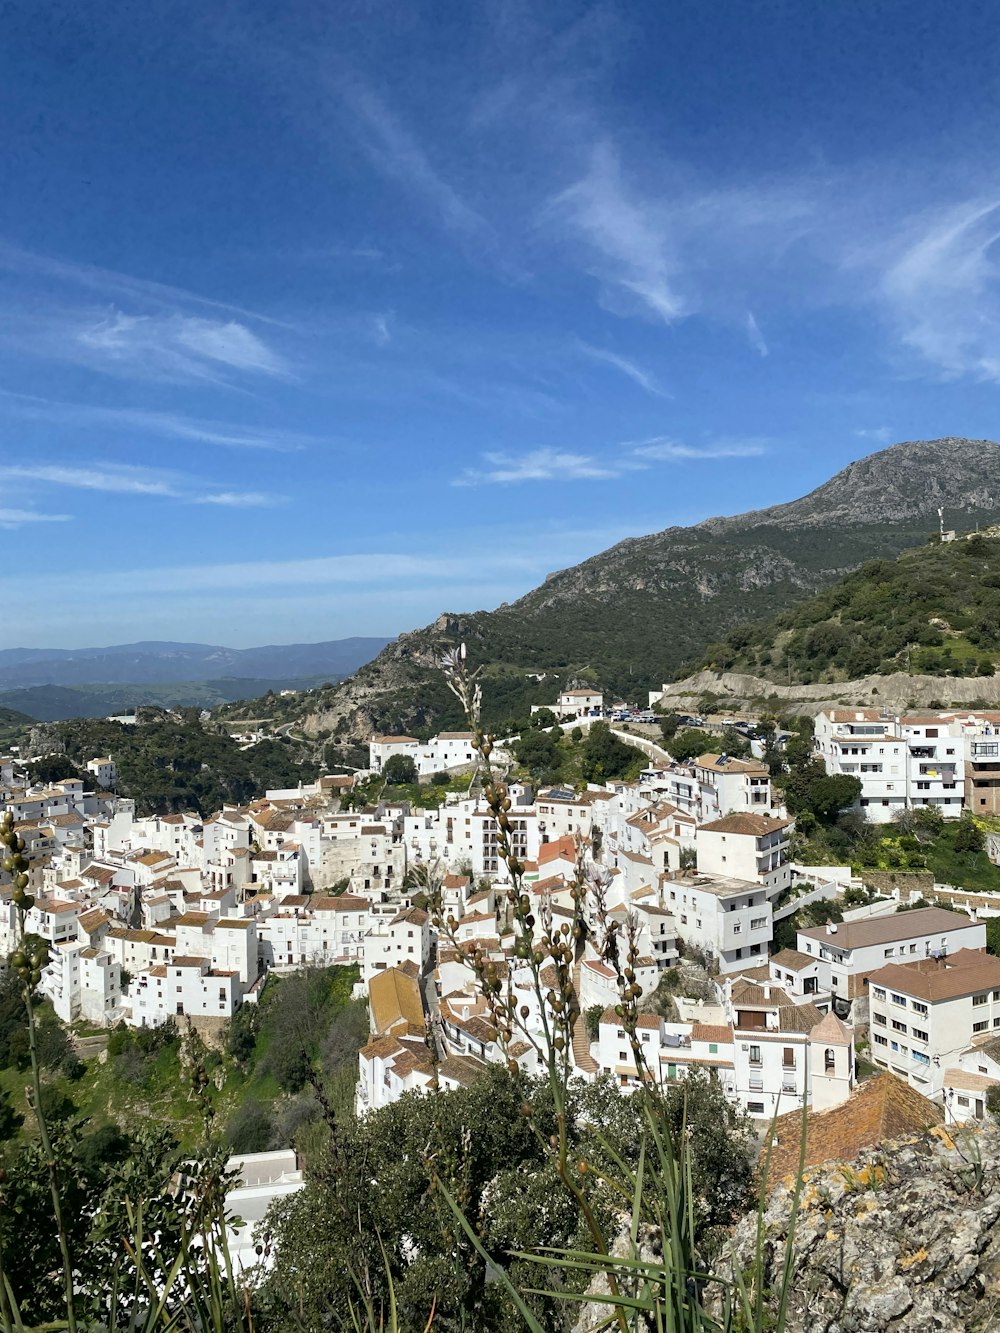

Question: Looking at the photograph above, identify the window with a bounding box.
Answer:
[891,1019,907,1033]
[709,1042,718,1054]
[747,1101,765,1114]
[884,947,894,957]
[749,1045,762,1066]
[974,1020,989,1033]
[824,1047,836,1072]
[912,1001,928,1016]
[974,992,988,1006]
[912,1050,930,1065]
[909,944,918,954]
[872,987,886,1001]
[912,1028,928,1043]
[782,1048,795,1069]
[873,1033,888,1046]
[957,1094,970,1107]
[873,1012,886,1025]
[890,992,907,1007]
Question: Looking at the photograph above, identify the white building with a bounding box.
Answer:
[696,814,793,893]
[694,754,774,821]
[797,906,986,1021]
[662,871,773,974]
[814,708,969,823]
[867,948,1000,1098]
[86,757,117,789]
[132,955,243,1027]
[531,689,605,720]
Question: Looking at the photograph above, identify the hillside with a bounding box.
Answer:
[222,439,1000,749]
[24,713,318,816]
[703,527,1000,684]
[0,675,340,722]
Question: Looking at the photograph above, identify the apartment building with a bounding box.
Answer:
[662,870,773,974]
[696,813,793,892]
[814,708,966,822]
[796,906,985,1020]
[694,754,773,821]
[867,948,1000,1097]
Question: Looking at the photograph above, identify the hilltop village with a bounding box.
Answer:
[6,686,1000,1137]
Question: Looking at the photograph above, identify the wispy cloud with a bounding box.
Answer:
[854,426,895,444]
[0,389,307,452]
[549,142,686,323]
[745,311,768,357]
[64,307,291,383]
[194,491,281,508]
[336,76,495,248]
[0,508,71,530]
[630,436,768,461]
[371,312,392,347]
[0,460,287,509]
[875,199,1000,382]
[0,462,176,496]
[455,447,620,486]
[0,238,288,328]
[455,434,770,486]
[577,341,669,396]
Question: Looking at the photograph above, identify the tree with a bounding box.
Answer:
[580,723,644,781]
[954,816,986,858]
[514,728,563,783]
[382,753,418,785]
[782,760,862,823]
[666,729,710,763]
[659,713,681,743]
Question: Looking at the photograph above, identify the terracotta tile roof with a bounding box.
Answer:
[770,948,820,972]
[310,894,368,912]
[538,836,578,865]
[372,735,419,745]
[171,954,210,968]
[764,1073,943,1181]
[867,948,1000,1002]
[691,1023,734,1044]
[798,906,975,951]
[369,966,424,1036]
[700,813,791,836]
[777,1002,826,1034]
[78,908,110,933]
[442,874,471,889]
[809,1011,852,1046]
[942,1069,999,1093]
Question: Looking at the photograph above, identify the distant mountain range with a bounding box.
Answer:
[222,438,1000,747]
[0,638,392,689]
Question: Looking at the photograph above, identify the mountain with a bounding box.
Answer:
[0,637,391,689]
[220,439,1000,747]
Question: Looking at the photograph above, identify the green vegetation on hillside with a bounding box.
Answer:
[0,676,339,722]
[703,530,1000,683]
[33,713,318,814]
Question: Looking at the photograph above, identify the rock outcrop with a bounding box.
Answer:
[722,1120,1000,1331]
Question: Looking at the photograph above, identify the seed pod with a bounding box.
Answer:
[29,969,40,985]
[10,951,26,970]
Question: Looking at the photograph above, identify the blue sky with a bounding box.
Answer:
[2,0,1000,648]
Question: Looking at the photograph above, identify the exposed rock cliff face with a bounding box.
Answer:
[659,667,1000,716]
[722,1120,1000,1331]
